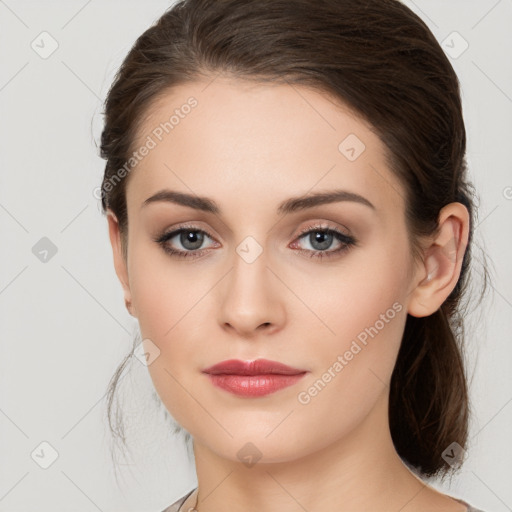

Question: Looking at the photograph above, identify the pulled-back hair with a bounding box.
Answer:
[100,0,489,478]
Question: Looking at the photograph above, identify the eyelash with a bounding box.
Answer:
[153,222,357,261]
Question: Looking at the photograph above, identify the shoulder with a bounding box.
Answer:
[159,491,488,512]
[454,498,488,512]
[160,488,197,512]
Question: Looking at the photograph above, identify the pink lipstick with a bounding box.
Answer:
[202,359,308,397]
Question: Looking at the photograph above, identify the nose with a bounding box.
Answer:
[216,248,285,339]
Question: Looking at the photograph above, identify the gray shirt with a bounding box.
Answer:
[161,488,488,512]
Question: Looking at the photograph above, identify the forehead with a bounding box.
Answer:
[127,77,405,217]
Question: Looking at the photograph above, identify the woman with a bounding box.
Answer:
[99,0,489,510]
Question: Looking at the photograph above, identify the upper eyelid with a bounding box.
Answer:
[161,222,349,240]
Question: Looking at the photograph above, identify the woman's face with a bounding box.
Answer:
[110,77,424,463]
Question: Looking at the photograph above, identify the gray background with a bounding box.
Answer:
[0,1,511,511]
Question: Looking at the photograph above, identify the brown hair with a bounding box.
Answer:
[100,0,489,478]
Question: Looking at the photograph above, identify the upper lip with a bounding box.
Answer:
[202,359,307,376]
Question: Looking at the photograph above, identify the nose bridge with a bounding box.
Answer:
[216,232,284,334]
[229,233,272,301]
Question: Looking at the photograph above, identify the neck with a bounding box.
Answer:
[188,391,434,512]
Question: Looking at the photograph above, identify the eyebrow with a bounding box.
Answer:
[141,188,375,215]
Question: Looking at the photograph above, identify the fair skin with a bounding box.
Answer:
[107,77,469,512]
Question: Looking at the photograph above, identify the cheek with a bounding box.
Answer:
[126,238,224,391]
[287,268,407,451]
[128,235,206,340]
[293,243,409,399]
[127,247,211,426]
[298,244,408,353]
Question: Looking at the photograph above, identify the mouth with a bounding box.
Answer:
[202,359,308,397]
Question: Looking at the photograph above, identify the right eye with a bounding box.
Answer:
[154,225,219,259]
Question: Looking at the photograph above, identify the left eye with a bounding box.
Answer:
[154,224,357,260]
[296,230,341,250]
[291,226,357,259]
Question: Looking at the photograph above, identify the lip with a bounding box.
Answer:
[202,359,308,397]
[202,358,306,376]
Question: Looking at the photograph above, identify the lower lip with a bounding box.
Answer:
[205,373,307,397]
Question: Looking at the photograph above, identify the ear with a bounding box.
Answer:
[407,202,469,318]
[106,210,136,317]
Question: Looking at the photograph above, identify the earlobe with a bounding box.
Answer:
[407,203,469,318]
[106,210,136,317]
